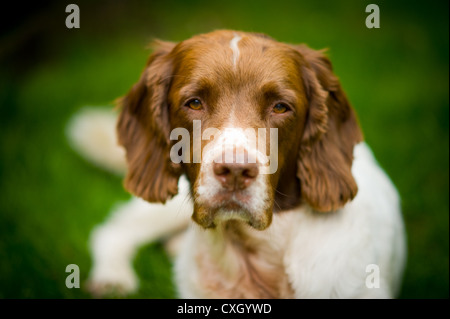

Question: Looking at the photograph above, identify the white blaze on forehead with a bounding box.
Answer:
[229,34,242,67]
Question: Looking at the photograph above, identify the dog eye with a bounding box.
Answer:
[272,103,289,114]
[186,99,203,110]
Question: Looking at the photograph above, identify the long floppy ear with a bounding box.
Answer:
[295,45,363,212]
[117,40,181,203]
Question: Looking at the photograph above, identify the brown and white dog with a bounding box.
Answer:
[68,30,406,298]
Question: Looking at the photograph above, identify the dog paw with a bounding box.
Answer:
[86,267,138,298]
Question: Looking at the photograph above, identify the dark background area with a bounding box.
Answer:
[0,0,448,298]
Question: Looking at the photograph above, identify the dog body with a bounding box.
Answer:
[176,143,405,298]
[70,30,406,298]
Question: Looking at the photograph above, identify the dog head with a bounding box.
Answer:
[117,30,362,230]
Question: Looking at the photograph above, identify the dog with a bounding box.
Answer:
[67,30,406,298]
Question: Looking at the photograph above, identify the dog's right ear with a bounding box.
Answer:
[117,40,181,203]
[293,44,363,212]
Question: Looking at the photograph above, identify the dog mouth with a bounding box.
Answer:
[211,190,252,208]
[217,199,245,211]
[192,191,272,230]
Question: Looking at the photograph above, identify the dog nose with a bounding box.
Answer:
[213,162,259,191]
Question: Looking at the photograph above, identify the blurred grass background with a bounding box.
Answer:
[0,0,448,298]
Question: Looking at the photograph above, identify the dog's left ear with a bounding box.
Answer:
[117,40,182,203]
[294,44,363,212]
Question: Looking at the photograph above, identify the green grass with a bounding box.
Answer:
[0,0,448,298]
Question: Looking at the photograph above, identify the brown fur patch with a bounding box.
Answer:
[294,45,363,212]
[117,42,182,203]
